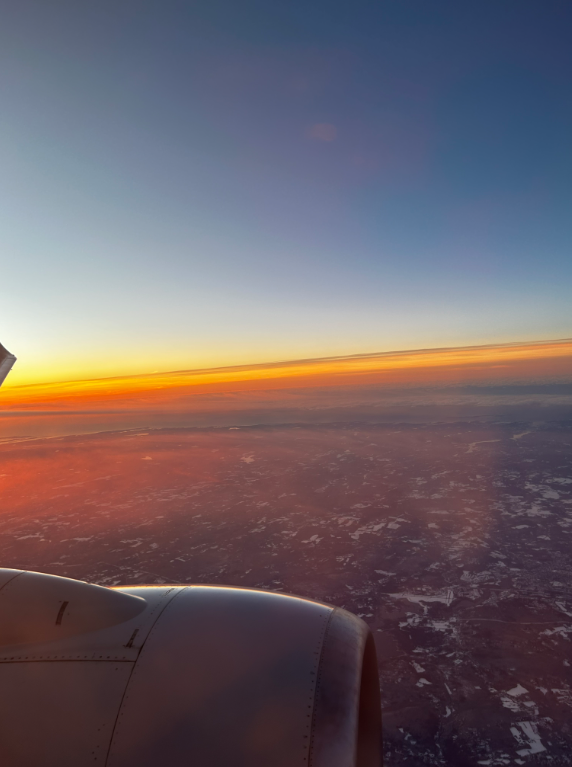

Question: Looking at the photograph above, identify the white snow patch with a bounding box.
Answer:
[466,439,501,453]
[512,431,531,440]
[512,721,546,756]
[541,626,572,639]
[389,590,454,607]
[431,620,455,632]
[556,601,572,617]
[507,684,528,697]
[501,696,520,712]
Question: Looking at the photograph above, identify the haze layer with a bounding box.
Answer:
[1,339,571,438]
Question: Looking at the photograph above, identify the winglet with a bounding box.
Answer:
[0,343,16,388]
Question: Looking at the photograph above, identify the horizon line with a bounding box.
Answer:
[4,336,572,391]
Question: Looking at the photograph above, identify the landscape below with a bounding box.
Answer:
[0,418,571,765]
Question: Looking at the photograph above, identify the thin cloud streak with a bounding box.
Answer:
[2,339,570,410]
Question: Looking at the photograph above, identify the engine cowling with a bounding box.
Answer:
[0,569,382,766]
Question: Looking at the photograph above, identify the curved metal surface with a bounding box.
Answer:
[107,586,333,767]
[0,570,146,648]
[0,568,24,590]
[0,571,383,766]
[0,661,133,767]
[0,584,181,663]
[0,571,180,767]
[310,609,382,767]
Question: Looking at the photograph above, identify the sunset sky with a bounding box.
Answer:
[2,340,571,441]
[2,2,572,386]
[3,338,572,405]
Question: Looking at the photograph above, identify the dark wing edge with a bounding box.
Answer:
[0,343,16,388]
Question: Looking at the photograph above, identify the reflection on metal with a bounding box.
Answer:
[0,343,16,388]
[0,571,146,647]
[0,569,382,766]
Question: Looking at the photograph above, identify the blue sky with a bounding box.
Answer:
[1,1,571,383]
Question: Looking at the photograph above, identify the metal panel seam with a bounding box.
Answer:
[103,587,186,767]
[307,608,335,767]
[0,571,24,593]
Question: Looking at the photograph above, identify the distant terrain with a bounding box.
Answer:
[1,419,571,765]
[2,338,571,439]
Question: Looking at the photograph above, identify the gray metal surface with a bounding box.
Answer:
[0,661,133,766]
[0,574,181,662]
[0,569,382,766]
[0,571,180,767]
[0,570,146,648]
[310,608,382,767]
[0,342,16,387]
[107,586,333,767]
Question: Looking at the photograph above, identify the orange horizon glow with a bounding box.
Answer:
[1,338,571,412]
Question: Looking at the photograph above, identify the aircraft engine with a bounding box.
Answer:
[0,568,382,766]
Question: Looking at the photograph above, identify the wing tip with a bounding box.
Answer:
[0,343,16,387]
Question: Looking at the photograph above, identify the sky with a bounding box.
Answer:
[2,339,571,439]
[1,1,571,385]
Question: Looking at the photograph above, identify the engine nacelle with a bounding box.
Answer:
[0,569,382,766]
